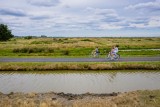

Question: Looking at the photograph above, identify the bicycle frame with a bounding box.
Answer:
[107,53,120,61]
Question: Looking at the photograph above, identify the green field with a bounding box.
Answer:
[0,37,160,57]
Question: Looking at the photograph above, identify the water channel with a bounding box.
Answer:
[0,71,160,94]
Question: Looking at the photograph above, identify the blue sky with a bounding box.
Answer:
[0,0,160,37]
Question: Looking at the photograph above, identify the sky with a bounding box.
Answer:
[0,0,160,37]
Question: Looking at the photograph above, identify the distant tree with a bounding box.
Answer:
[41,35,47,38]
[24,36,33,39]
[0,24,14,41]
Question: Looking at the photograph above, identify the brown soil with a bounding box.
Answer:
[0,90,160,107]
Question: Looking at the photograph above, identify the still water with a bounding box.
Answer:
[0,71,160,94]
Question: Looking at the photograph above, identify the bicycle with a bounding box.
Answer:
[107,52,120,61]
[91,50,99,58]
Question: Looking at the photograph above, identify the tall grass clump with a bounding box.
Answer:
[81,39,93,42]
[0,62,159,71]
[61,50,69,55]
[13,47,54,53]
[53,38,64,43]
[24,36,32,39]
[31,40,53,44]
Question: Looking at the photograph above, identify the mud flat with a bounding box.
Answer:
[0,90,160,107]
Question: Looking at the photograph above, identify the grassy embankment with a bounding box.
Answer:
[0,62,159,71]
[0,37,160,57]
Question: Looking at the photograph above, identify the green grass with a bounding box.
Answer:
[0,37,160,57]
[0,47,159,57]
[119,50,160,56]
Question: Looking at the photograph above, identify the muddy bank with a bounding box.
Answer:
[0,90,160,107]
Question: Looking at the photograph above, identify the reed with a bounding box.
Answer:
[0,62,159,71]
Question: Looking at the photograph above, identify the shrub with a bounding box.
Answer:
[24,36,32,39]
[62,50,69,55]
[31,40,52,44]
[0,24,14,41]
[81,39,92,42]
[13,47,54,53]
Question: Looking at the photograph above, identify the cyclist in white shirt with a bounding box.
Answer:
[113,45,118,55]
[110,45,119,59]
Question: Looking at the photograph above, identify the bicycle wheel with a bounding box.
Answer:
[106,53,112,60]
[115,54,120,60]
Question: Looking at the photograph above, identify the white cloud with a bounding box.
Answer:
[59,0,110,8]
[84,7,121,23]
[99,24,123,30]
[86,7,116,15]
[27,0,60,7]
[59,0,138,8]
[148,16,160,27]
[129,23,146,28]
[156,0,160,2]
[127,16,160,28]
[0,7,27,17]
[125,1,160,11]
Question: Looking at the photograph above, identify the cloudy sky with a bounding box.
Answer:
[0,0,160,37]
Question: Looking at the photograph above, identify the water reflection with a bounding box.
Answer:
[0,71,160,94]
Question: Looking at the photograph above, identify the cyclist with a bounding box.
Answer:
[95,47,100,57]
[113,45,119,56]
[109,45,119,59]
